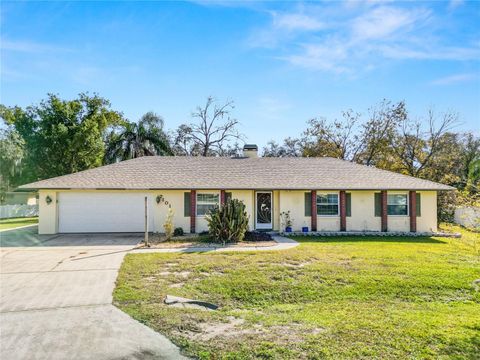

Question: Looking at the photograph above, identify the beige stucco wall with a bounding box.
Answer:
[278,190,341,231]
[273,190,280,231]
[346,191,380,231]
[278,190,311,231]
[38,189,438,234]
[346,190,437,232]
[152,190,190,233]
[417,191,437,232]
[229,190,255,231]
[38,190,58,234]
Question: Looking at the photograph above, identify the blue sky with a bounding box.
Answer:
[1,0,479,148]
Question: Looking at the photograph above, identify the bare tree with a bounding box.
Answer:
[302,110,362,160]
[172,97,244,156]
[391,109,458,177]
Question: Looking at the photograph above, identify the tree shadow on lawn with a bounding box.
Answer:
[440,325,480,359]
[294,236,447,244]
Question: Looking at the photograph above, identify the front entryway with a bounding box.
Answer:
[255,191,273,230]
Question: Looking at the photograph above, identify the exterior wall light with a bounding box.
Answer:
[45,195,52,204]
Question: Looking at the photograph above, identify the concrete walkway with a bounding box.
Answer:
[130,234,299,254]
[0,227,186,360]
[0,228,298,359]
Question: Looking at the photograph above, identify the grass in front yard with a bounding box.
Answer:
[0,217,38,230]
[114,225,480,359]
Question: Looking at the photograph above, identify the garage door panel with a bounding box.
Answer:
[58,192,154,233]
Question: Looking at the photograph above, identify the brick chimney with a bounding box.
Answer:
[243,144,258,158]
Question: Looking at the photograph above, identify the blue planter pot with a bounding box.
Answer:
[285,226,292,233]
[302,226,309,233]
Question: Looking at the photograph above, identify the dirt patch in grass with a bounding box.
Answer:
[114,224,480,359]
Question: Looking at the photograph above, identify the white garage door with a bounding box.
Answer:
[58,192,154,233]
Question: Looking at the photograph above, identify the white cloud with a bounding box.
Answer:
[272,13,325,32]
[448,0,464,10]
[378,44,480,61]
[249,3,479,74]
[248,11,326,48]
[431,73,477,85]
[283,40,350,73]
[351,6,430,40]
[1,39,71,53]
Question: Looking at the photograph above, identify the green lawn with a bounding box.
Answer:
[0,217,38,230]
[114,225,480,359]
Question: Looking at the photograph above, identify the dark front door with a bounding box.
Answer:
[256,191,272,229]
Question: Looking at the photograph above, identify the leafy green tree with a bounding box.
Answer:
[0,126,25,200]
[104,112,172,163]
[262,138,302,157]
[389,109,458,178]
[0,93,123,184]
[301,100,405,166]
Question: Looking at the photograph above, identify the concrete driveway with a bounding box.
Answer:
[0,227,185,360]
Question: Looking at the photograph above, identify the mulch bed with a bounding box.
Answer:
[142,232,276,249]
[144,241,277,249]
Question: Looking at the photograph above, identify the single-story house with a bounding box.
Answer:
[20,145,453,235]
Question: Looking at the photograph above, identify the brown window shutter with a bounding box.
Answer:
[416,193,421,217]
[374,193,381,217]
[346,193,352,217]
[184,192,191,217]
[304,192,312,216]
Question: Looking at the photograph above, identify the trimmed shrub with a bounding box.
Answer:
[206,199,249,245]
[173,227,184,237]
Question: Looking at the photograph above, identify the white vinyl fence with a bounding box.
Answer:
[0,204,39,219]
[454,206,480,230]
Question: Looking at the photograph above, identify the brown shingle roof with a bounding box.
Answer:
[19,156,454,191]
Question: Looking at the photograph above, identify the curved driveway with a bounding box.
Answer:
[0,227,185,360]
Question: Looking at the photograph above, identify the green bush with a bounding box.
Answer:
[173,227,184,237]
[206,199,249,245]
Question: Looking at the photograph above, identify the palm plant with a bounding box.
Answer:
[104,112,172,163]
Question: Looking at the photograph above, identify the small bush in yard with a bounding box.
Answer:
[163,207,174,240]
[173,227,184,237]
[206,199,249,245]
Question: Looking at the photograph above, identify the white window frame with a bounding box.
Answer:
[196,193,219,217]
[316,193,339,217]
[387,193,409,216]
